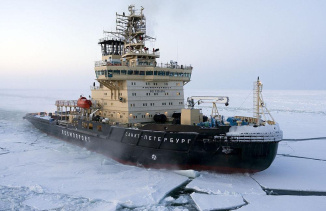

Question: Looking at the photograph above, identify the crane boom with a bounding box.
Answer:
[187,96,229,108]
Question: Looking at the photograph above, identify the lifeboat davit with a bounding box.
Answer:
[77,97,92,109]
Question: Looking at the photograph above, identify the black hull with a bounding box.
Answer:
[25,114,279,173]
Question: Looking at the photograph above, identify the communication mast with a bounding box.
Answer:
[253,77,275,125]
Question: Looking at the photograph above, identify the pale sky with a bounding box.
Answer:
[1,0,325,90]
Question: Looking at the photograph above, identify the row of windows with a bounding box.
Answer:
[103,91,181,97]
[95,70,191,78]
[140,114,154,118]
[129,92,182,96]
[131,102,183,107]
[145,82,169,86]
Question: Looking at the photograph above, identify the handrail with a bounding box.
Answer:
[94,60,193,70]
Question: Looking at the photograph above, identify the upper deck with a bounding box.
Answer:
[94,62,192,82]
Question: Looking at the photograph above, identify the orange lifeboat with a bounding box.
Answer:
[77,97,92,109]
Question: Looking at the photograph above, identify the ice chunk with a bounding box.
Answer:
[187,172,265,196]
[23,195,64,210]
[239,195,326,211]
[278,139,326,160]
[191,193,245,211]
[174,170,199,178]
[252,156,326,192]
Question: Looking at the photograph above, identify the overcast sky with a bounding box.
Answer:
[1,0,325,90]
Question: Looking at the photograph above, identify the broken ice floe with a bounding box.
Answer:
[252,156,326,193]
[191,193,246,211]
[278,139,326,161]
[239,195,326,211]
[186,172,265,196]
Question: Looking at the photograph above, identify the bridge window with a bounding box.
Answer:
[121,70,126,75]
[140,71,145,75]
[128,70,133,75]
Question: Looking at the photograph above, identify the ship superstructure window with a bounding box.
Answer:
[164,82,168,85]
[150,103,155,106]
[177,92,180,95]
[146,93,150,96]
[165,93,169,96]
[169,102,173,105]
[162,102,166,105]
[179,102,183,105]
[130,104,135,107]
[154,93,158,96]
[154,83,158,85]
[176,83,180,86]
[121,70,126,75]
[131,82,136,85]
[132,93,136,96]
[146,82,150,85]
[143,103,147,106]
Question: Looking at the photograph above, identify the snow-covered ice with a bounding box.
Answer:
[186,172,265,196]
[278,139,326,160]
[252,155,326,192]
[239,195,326,211]
[191,193,246,211]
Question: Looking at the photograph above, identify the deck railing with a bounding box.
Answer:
[94,60,192,70]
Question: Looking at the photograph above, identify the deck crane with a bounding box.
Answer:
[187,96,229,121]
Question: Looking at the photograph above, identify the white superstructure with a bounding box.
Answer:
[91,5,192,124]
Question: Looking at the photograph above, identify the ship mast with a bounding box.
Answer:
[253,77,275,125]
[105,5,158,67]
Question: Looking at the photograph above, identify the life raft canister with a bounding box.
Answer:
[77,97,92,109]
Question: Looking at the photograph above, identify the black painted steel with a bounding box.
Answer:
[25,114,279,173]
